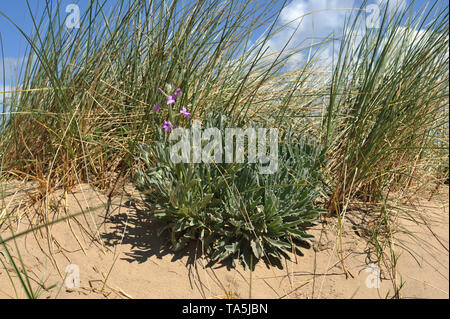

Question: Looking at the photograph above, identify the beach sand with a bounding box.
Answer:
[0,181,448,299]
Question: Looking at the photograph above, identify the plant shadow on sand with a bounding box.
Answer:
[101,199,189,264]
[100,198,307,271]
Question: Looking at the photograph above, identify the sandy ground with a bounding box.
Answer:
[0,181,448,299]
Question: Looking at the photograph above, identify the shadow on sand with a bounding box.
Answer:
[100,198,292,271]
[100,199,200,266]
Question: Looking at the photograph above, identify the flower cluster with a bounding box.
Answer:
[153,86,190,132]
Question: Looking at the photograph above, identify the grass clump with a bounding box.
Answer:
[0,0,301,190]
[323,1,449,214]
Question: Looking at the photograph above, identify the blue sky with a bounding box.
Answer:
[0,0,442,91]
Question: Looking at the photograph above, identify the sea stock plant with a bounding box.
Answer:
[135,111,327,268]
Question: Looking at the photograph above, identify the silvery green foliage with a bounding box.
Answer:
[135,115,326,269]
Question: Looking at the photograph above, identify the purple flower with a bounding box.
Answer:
[161,121,173,132]
[153,104,161,112]
[175,88,182,96]
[180,107,191,119]
[157,88,163,93]
[167,94,177,105]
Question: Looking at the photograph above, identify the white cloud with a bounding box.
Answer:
[0,85,12,106]
[376,0,407,16]
[279,0,356,30]
[0,56,26,116]
[0,56,24,86]
[264,0,357,71]
[0,85,11,94]
[0,85,12,127]
[388,25,449,71]
[263,0,417,72]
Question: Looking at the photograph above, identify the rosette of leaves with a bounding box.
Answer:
[210,134,326,268]
[135,115,327,268]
